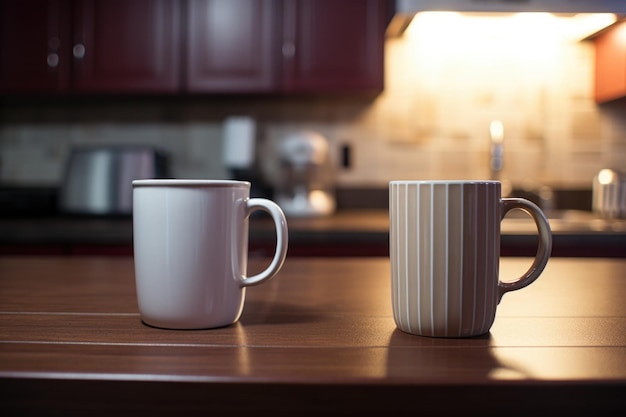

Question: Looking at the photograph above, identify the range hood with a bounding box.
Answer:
[395,0,626,13]
[389,0,626,36]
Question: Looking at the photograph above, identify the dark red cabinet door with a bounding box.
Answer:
[282,0,386,93]
[0,0,71,93]
[1,0,386,95]
[185,0,279,93]
[72,0,180,93]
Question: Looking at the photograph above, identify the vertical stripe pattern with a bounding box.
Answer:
[389,181,501,338]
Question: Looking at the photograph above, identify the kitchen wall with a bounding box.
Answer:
[2,27,625,192]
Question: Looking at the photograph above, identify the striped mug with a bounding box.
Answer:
[389,180,552,338]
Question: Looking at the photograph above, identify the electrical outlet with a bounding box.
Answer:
[340,143,352,169]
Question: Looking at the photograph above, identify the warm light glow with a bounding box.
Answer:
[616,21,626,46]
[490,120,504,144]
[568,13,619,40]
[406,12,617,43]
[386,11,617,150]
[597,169,617,185]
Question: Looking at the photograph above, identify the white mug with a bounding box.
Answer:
[133,180,288,329]
[389,180,552,338]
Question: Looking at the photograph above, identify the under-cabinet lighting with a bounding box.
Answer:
[405,12,617,43]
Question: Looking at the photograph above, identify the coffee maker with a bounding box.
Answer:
[275,131,335,217]
[222,116,271,198]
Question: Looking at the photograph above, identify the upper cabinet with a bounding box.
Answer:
[72,0,180,93]
[0,0,180,94]
[594,20,626,103]
[0,0,387,95]
[280,0,386,93]
[185,0,279,93]
[0,0,71,93]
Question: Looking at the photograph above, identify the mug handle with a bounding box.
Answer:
[240,198,289,287]
[497,198,552,302]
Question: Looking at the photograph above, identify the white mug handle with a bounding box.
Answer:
[240,198,288,287]
[497,198,552,302]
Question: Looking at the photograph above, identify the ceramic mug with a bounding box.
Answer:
[389,180,552,338]
[133,179,288,329]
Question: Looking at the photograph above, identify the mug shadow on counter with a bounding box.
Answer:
[385,329,532,380]
[240,300,328,326]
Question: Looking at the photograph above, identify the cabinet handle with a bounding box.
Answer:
[47,53,59,68]
[282,42,296,58]
[73,43,86,59]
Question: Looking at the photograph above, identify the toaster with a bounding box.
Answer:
[59,145,169,215]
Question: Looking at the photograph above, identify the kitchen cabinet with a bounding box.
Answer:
[185,0,279,93]
[0,0,71,93]
[281,0,386,93]
[594,19,626,103]
[72,0,180,93]
[0,0,180,94]
[185,0,386,94]
[1,0,386,95]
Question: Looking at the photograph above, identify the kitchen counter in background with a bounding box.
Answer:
[1,209,624,257]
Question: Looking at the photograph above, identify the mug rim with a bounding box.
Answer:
[390,180,500,185]
[133,179,250,188]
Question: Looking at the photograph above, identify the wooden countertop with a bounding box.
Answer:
[1,256,625,415]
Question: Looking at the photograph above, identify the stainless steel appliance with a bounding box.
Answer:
[275,131,335,217]
[394,0,626,14]
[59,145,169,215]
[593,168,626,219]
[388,0,626,36]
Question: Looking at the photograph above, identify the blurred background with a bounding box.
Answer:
[1,0,625,255]
[2,1,625,191]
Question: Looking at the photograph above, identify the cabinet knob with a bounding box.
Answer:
[282,42,296,58]
[73,43,86,59]
[47,53,59,68]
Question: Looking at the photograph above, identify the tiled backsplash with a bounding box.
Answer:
[2,32,625,192]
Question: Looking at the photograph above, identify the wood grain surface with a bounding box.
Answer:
[1,256,625,415]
